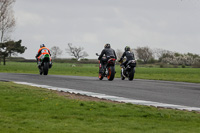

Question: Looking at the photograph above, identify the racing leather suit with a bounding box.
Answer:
[35,47,51,67]
[98,48,117,71]
[119,51,135,67]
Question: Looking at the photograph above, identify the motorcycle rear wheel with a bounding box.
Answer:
[43,62,49,75]
[128,68,135,81]
[107,66,115,81]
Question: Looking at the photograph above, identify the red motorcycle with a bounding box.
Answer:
[96,53,116,81]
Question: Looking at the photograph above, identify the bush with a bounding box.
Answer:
[80,58,89,62]
[160,64,164,68]
[71,58,78,61]
[148,58,157,64]
[173,65,178,68]
[182,64,186,68]
[136,59,144,64]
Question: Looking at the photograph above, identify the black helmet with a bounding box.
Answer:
[125,46,130,51]
[104,43,111,48]
[40,44,45,48]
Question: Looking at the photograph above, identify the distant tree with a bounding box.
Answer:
[160,51,200,66]
[134,46,154,63]
[0,0,16,64]
[186,52,200,59]
[154,48,168,59]
[66,43,88,60]
[0,0,15,42]
[0,40,26,65]
[116,49,123,59]
[50,46,63,59]
[174,52,182,57]
[154,48,174,62]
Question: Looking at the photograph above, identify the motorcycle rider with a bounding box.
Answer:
[118,46,135,75]
[35,44,51,68]
[98,43,117,73]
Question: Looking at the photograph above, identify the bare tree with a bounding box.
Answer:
[66,43,88,60]
[134,46,153,63]
[0,0,16,64]
[0,0,15,42]
[154,48,172,60]
[50,46,63,59]
[116,49,123,59]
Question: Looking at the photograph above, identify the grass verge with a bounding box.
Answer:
[0,81,200,133]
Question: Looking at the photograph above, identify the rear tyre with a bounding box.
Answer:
[43,62,49,75]
[107,66,115,81]
[128,68,134,81]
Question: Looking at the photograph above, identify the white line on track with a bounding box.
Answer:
[14,81,200,112]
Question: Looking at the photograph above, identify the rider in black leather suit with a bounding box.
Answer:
[98,43,117,72]
[118,46,135,68]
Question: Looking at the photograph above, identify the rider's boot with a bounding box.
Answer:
[121,68,125,77]
[99,67,104,74]
[49,61,53,68]
[103,65,107,75]
[120,64,125,68]
[39,68,43,75]
[37,61,41,69]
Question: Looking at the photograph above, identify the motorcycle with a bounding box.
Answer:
[38,53,52,75]
[96,53,116,81]
[119,60,136,81]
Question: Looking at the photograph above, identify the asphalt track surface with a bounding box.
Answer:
[0,73,200,109]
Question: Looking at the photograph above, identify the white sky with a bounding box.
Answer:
[12,0,200,59]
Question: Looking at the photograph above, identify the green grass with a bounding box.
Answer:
[0,62,200,83]
[135,67,200,83]
[0,81,200,133]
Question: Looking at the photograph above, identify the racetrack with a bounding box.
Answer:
[0,73,200,111]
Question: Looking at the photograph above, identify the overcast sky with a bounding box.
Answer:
[13,0,200,59]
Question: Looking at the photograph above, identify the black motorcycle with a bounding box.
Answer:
[120,60,136,81]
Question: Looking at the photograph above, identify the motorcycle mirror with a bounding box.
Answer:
[96,53,99,56]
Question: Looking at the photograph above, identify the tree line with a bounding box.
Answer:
[120,46,200,67]
[51,44,200,67]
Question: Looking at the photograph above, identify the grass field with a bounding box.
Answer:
[0,81,200,133]
[0,62,200,83]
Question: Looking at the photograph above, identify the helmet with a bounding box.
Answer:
[40,44,45,48]
[125,46,130,51]
[104,43,110,48]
